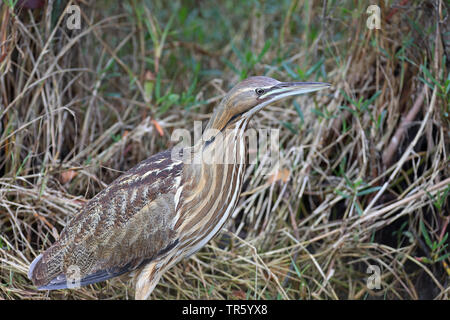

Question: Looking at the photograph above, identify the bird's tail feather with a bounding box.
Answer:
[27,253,43,281]
[28,248,65,289]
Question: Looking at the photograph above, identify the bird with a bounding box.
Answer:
[28,76,330,299]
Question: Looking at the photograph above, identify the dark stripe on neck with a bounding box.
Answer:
[222,111,245,132]
[203,112,246,150]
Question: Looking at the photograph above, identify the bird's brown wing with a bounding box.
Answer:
[29,149,183,289]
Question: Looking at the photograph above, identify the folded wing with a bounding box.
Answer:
[29,150,183,289]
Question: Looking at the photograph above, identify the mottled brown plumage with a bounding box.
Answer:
[31,150,181,288]
[29,76,329,299]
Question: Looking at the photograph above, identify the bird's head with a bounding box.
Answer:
[206,76,330,130]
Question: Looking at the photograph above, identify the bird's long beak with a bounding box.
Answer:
[260,82,331,101]
[245,81,331,118]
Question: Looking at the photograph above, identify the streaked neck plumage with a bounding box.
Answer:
[174,112,251,257]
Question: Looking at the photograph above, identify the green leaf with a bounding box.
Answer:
[231,44,245,65]
[420,220,433,249]
[282,62,299,79]
[222,58,240,75]
[290,256,302,278]
[356,186,382,197]
[361,91,381,110]
[336,189,350,199]
[355,201,363,216]
[339,89,356,107]
[256,40,271,63]
[305,57,324,78]
[144,81,154,102]
[420,65,441,89]
[436,252,450,262]
[155,72,161,100]
[281,121,298,134]
[377,109,387,129]
[293,101,304,124]
[16,152,31,177]
[437,232,448,248]
[311,108,325,119]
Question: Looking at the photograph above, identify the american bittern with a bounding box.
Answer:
[28,76,329,299]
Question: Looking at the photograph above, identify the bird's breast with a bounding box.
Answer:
[172,118,249,257]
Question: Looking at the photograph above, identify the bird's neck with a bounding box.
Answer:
[194,116,250,169]
[204,96,246,132]
[182,116,251,195]
[174,117,250,241]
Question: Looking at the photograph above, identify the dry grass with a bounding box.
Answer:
[0,0,449,300]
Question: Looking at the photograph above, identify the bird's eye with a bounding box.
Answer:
[255,88,265,96]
